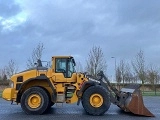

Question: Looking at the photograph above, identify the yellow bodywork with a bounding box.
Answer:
[2,56,87,104]
[2,88,15,101]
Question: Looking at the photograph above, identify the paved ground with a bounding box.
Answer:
[0,96,159,120]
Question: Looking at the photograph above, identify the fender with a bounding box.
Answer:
[76,81,99,105]
[16,75,55,103]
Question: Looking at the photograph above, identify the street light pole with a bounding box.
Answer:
[111,57,117,79]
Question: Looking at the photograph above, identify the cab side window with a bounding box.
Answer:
[67,60,75,78]
[55,58,67,77]
[55,58,75,78]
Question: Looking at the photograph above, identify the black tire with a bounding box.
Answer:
[43,87,55,113]
[49,102,55,107]
[21,87,49,115]
[44,101,55,113]
[46,101,55,111]
[81,85,111,116]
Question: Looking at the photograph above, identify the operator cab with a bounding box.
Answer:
[53,56,76,78]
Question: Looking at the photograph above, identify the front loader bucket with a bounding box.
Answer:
[95,71,154,117]
[119,84,154,117]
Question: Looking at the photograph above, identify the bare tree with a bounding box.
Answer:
[27,42,45,68]
[132,74,139,83]
[146,64,159,90]
[0,67,7,80]
[116,60,132,88]
[116,66,122,90]
[86,46,107,77]
[5,59,18,78]
[124,63,133,83]
[76,61,84,72]
[118,60,126,87]
[132,50,146,92]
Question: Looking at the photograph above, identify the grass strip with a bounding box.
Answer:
[142,91,160,96]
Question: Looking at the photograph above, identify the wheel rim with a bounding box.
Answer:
[90,94,103,108]
[28,94,41,109]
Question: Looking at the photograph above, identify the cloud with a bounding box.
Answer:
[0,0,21,18]
[116,0,160,25]
[0,0,25,32]
[1,0,160,75]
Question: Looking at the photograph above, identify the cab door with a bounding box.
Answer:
[54,58,67,82]
[66,59,77,82]
[53,57,77,83]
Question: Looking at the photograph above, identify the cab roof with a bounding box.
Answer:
[52,56,73,59]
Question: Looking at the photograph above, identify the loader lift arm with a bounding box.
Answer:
[97,71,154,117]
[97,71,121,105]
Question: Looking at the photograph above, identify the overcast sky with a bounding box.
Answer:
[0,0,160,78]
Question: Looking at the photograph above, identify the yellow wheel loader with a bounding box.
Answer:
[2,56,154,116]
